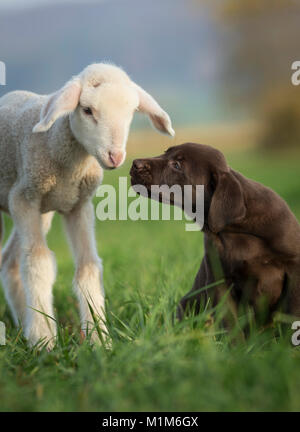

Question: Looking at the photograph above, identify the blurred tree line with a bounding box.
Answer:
[199,0,300,149]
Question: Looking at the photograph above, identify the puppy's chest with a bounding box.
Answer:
[212,232,275,272]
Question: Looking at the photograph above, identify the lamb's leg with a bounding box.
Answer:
[64,200,109,345]
[9,189,56,349]
[1,229,24,326]
[1,213,54,329]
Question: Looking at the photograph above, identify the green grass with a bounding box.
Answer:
[0,146,300,412]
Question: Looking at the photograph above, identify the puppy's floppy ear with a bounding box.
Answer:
[208,170,246,233]
[132,82,175,137]
[33,78,82,133]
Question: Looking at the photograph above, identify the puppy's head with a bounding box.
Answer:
[130,143,246,232]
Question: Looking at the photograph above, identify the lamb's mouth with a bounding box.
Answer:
[95,155,116,170]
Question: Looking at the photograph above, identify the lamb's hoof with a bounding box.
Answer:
[84,327,112,350]
[25,321,57,351]
[28,335,56,351]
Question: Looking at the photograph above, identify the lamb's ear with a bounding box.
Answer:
[132,83,175,136]
[32,78,81,133]
[208,171,246,233]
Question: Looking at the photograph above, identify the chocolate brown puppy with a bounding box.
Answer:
[130,143,300,322]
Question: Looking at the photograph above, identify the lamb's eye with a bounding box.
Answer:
[173,161,181,170]
[83,107,93,116]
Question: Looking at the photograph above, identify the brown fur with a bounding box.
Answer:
[130,143,300,322]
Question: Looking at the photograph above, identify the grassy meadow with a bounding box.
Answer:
[0,124,300,411]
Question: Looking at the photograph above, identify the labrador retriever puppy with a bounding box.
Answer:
[130,143,300,323]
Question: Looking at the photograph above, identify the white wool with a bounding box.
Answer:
[0,62,174,349]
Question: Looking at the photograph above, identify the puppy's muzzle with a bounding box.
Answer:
[130,159,152,187]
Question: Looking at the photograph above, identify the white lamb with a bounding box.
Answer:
[0,63,174,349]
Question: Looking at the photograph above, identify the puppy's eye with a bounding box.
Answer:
[173,161,181,171]
[83,107,93,116]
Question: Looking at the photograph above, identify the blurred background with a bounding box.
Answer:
[1,0,299,152]
[1,0,300,412]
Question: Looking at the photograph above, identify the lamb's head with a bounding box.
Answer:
[33,63,175,169]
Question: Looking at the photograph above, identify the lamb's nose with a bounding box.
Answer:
[109,151,124,168]
[132,159,145,170]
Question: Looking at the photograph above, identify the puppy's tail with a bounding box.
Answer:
[0,211,3,270]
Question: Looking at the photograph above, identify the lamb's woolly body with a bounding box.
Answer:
[0,94,102,214]
[0,63,174,348]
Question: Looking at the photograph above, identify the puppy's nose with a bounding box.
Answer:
[109,151,124,168]
[132,159,148,170]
